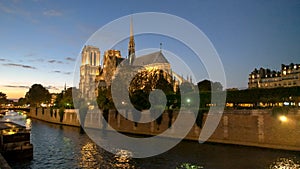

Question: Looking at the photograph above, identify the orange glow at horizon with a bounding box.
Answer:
[1,86,64,99]
[1,87,27,99]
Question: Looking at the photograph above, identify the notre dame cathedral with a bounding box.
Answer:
[79,20,188,100]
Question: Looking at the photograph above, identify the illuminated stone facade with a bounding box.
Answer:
[101,50,124,87]
[79,46,101,99]
[79,20,185,99]
[248,63,300,88]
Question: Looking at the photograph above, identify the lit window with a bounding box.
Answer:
[283,71,286,75]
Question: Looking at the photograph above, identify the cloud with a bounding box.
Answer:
[48,59,63,64]
[43,9,62,16]
[3,85,30,89]
[3,63,36,69]
[0,59,8,62]
[45,86,60,91]
[2,84,61,92]
[0,2,37,23]
[65,57,75,62]
[51,70,72,75]
[25,52,36,57]
[0,3,15,14]
[28,58,44,62]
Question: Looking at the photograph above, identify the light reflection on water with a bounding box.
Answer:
[114,149,135,169]
[4,113,300,169]
[25,118,32,130]
[79,142,101,168]
[269,157,300,169]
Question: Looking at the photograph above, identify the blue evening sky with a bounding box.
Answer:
[0,0,299,99]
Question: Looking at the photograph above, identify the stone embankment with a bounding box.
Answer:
[28,107,300,151]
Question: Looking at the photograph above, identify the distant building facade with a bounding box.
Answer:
[248,63,300,88]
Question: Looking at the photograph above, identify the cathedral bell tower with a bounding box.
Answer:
[79,45,101,99]
[128,17,135,65]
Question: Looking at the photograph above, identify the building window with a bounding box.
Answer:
[283,70,286,75]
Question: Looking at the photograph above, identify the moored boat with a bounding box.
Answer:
[0,121,33,160]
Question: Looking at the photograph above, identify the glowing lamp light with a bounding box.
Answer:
[41,103,47,107]
[279,115,288,123]
[186,98,191,103]
[7,131,16,135]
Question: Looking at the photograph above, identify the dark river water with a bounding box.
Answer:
[4,112,300,169]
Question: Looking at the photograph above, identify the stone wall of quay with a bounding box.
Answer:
[28,108,300,151]
[28,108,80,127]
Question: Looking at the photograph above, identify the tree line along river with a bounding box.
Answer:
[4,112,300,169]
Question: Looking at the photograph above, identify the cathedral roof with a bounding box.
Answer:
[133,51,169,66]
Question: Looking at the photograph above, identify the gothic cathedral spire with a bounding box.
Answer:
[128,16,135,65]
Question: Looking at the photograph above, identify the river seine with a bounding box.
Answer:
[5,112,300,169]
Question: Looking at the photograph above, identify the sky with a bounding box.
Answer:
[0,0,300,99]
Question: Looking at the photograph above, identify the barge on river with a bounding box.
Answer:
[0,121,33,160]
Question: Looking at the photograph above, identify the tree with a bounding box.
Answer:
[17,97,28,106]
[55,87,79,108]
[197,80,212,92]
[0,92,7,104]
[197,80,223,92]
[97,87,114,110]
[130,89,150,111]
[212,82,223,91]
[25,84,51,107]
